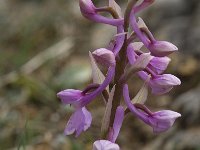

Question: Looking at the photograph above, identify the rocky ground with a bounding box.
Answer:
[0,0,200,149]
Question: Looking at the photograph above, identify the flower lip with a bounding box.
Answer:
[64,107,92,137]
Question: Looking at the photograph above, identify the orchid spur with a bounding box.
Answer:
[57,0,181,149]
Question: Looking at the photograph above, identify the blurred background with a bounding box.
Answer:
[0,0,200,149]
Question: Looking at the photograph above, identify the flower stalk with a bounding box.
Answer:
[109,0,139,129]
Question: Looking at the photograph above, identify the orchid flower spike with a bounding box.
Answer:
[57,0,181,147]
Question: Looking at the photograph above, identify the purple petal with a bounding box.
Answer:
[148,41,178,57]
[64,107,92,137]
[149,74,181,94]
[130,11,150,48]
[93,140,120,150]
[79,0,96,15]
[82,107,92,131]
[148,56,171,74]
[153,110,181,120]
[79,0,124,26]
[64,108,84,136]
[152,74,181,86]
[123,84,147,121]
[113,26,125,55]
[150,84,173,95]
[57,89,83,105]
[150,110,181,133]
[87,14,124,26]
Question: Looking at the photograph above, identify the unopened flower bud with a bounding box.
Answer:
[93,140,120,150]
[92,48,116,67]
[149,41,178,57]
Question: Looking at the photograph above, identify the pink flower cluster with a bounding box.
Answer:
[57,0,181,149]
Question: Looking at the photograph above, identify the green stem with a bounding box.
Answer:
[109,0,138,130]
